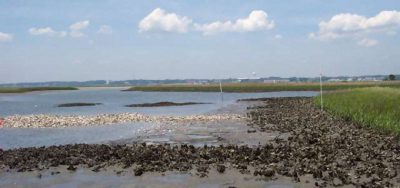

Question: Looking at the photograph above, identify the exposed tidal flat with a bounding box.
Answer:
[1,88,400,187]
[57,102,102,107]
[125,101,210,107]
[1,97,400,187]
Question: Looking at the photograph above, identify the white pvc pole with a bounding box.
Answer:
[219,80,224,105]
[219,80,223,93]
[319,73,323,111]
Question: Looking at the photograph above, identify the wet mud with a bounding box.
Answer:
[57,103,102,107]
[125,102,210,107]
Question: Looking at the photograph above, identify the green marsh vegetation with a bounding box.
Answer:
[315,87,400,134]
[126,81,400,92]
[0,87,78,93]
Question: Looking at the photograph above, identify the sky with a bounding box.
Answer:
[0,0,400,83]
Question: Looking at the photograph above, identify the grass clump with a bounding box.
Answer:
[125,81,400,93]
[315,87,400,134]
[0,87,78,93]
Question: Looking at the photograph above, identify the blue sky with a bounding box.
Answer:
[0,0,399,83]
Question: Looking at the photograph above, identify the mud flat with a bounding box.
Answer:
[57,102,102,107]
[1,97,399,187]
[125,101,210,107]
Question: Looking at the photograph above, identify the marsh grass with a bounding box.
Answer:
[0,87,78,93]
[315,87,400,134]
[126,81,400,92]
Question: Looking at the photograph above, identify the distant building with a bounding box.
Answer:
[327,78,342,82]
[358,77,379,81]
[238,77,262,83]
[263,79,290,84]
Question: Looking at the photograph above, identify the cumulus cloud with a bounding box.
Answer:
[310,10,400,40]
[28,27,67,37]
[97,25,113,34]
[194,10,275,35]
[138,8,274,35]
[139,8,192,33]
[69,20,90,38]
[0,32,13,42]
[357,38,379,47]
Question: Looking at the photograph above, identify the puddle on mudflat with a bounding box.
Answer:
[187,134,215,140]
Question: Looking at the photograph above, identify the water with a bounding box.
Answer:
[0,87,317,116]
[0,88,317,149]
[0,122,152,149]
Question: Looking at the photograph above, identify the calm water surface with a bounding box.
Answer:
[0,122,152,150]
[0,88,317,116]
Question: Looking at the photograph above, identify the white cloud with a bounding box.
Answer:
[70,20,90,31]
[138,9,275,35]
[139,8,192,33]
[357,38,379,47]
[0,32,13,42]
[69,20,90,38]
[195,10,275,35]
[28,27,67,37]
[310,10,400,40]
[97,25,113,34]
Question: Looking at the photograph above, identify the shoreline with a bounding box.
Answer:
[0,87,78,94]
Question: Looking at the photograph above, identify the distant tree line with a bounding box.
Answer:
[385,74,397,81]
